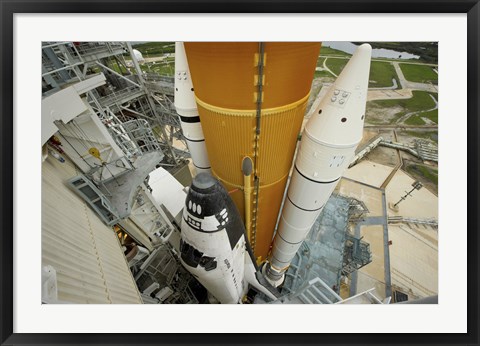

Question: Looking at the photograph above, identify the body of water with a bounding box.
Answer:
[323,41,420,60]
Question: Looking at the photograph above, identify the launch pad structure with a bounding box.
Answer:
[41,41,438,305]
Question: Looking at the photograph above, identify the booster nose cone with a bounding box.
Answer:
[334,43,372,93]
[358,43,373,53]
[305,43,372,147]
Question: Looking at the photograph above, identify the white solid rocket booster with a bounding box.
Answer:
[174,42,211,174]
[266,44,372,285]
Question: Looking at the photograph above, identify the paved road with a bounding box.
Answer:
[322,57,337,77]
[320,55,438,66]
[396,94,438,124]
[369,78,398,91]
[348,196,392,299]
[393,62,438,93]
[322,57,438,103]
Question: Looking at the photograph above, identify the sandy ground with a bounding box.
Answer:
[356,129,379,150]
[368,146,399,168]
[355,271,387,301]
[385,170,438,219]
[341,159,438,301]
[344,160,394,188]
[389,224,438,297]
[356,225,386,299]
[367,88,413,102]
[336,178,384,217]
[366,105,404,125]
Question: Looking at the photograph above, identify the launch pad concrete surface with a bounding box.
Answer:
[388,224,438,297]
[335,177,390,299]
[283,195,350,295]
[339,157,438,301]
[385,170,438,219]
[344,160,394,188]
[356,224,387,299]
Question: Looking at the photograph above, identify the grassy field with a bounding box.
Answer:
[319,46,351,57]
[141,62,175,76]
[324,58,399,88]
[109,60,129,75]
[369,90,437,114]
[316,56,326,66]
[367,91,437,124]
[405,115,426,125]
[132,42,175,56]
[406,164,438,185]
[324,57,348,75]
[420,109,438,124]
[369,61,399,88]
[314,57,332,77]
[399,63,438,85]
[314,70,334,78]
[404,108,438,125]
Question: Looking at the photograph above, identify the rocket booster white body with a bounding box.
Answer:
[174,42,211,174]
[267,44,372,283]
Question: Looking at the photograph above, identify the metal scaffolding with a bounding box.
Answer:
[41,41,188,170]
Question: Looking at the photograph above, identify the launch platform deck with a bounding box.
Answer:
[282,194,350,296]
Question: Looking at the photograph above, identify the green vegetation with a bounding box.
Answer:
[132,42,175,56]
[369,90,437,114]
[109,60,129,75]
[324,57,348,76]
[367,91,437,124]
[316,56,326,66]
[314,70,334,78]
[320,46,351,57]
[404,108,438,125]
[405,115,426,125]
[400,63,438,85]
[403,130,438,143]
[421,109,438,124]
[364,114,385,125]
[313,57,332,78]
[140,61,175,76]
[406,164,438,185]
[324,58,399,88]
[369,61,399,88]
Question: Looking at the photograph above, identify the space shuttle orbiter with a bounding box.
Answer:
[179,173,277,303]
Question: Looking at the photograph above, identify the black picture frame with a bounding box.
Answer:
[1,1,478,345]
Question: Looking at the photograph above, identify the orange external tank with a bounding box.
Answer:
[184,42,321,261]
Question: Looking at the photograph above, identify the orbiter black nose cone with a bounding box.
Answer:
[192,172,216,191]
[184,172,245,249]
